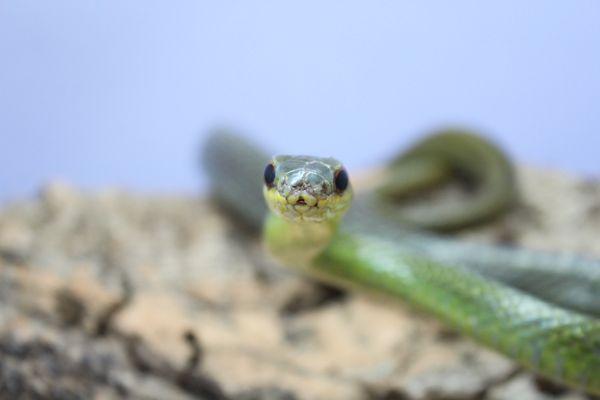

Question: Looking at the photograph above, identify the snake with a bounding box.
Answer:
[202,129,600,394]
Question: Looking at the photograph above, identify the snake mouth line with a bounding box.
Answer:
[291,204,319,212]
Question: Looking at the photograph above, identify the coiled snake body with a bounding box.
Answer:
[203,130,600,394]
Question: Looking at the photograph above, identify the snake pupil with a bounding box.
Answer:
[264,163,276,187]
[334,169,349,192]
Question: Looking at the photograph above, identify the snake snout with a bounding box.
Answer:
[286,192,318,207]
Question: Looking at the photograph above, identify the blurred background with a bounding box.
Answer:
[1,1,599,204]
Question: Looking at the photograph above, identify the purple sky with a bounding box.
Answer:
[1,1,599,203]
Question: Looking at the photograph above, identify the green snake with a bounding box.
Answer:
[203,129,600,394]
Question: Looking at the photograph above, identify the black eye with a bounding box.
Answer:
[264,163,276,187]
[334,169,349,192]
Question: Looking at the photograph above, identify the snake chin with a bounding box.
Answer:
[279,203,329,223]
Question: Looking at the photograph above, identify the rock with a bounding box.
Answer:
[488,375,588,400]
[0,168,598,399]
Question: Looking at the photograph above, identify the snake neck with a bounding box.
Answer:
[264,213,338,267]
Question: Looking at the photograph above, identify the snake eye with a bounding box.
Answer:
[264,163,276,187]
[334,168,349,192]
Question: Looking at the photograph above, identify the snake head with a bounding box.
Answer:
[263,155,353,223]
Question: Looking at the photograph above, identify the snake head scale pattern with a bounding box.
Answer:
[263,155,353,223]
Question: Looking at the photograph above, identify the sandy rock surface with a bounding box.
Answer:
[0,168,599,400]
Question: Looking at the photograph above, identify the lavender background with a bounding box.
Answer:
[1,1,599,203]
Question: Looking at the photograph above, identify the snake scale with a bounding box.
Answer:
[202,129,600,394]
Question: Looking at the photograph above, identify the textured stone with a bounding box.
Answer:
[0,167,598,399]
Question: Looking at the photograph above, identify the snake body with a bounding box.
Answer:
[377,130,518,230]
[203,130,600,394]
